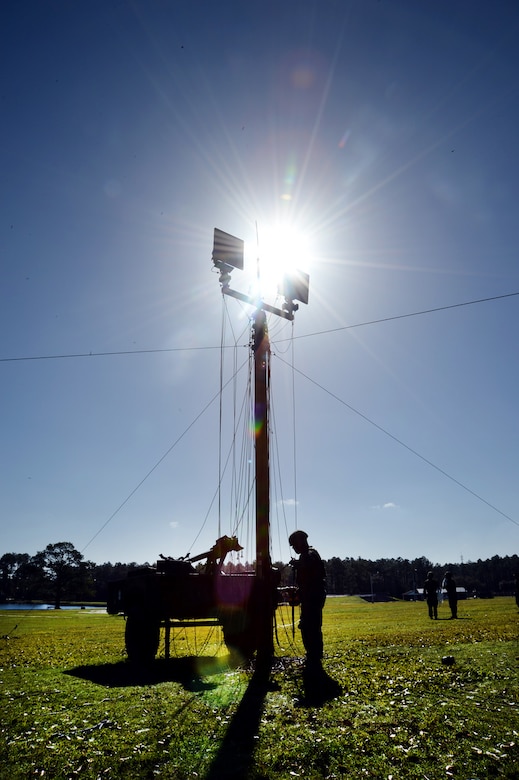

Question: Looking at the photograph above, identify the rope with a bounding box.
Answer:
[290,323,298,533]
[218,299,226,538]
[274,602,301,655]
[276,353,519,530]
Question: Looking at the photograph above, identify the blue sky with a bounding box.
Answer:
[2,0,518,568]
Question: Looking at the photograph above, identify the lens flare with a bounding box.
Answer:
[252,222,311,299]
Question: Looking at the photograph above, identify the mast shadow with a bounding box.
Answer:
[204,663,273,780]
[203,658,342,779]
[64,655,231,691]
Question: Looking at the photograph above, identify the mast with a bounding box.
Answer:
[212,227,309,662]
[253,308,274,662]
[253,308,271,580]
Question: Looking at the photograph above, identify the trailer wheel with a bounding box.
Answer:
[125,615,160,664]
[221,615,257,663]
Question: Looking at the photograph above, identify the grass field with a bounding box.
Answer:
[1,597,518,779]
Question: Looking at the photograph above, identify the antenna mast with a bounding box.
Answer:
[212,227,309,661]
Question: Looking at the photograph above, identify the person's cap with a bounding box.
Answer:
[289,530,308,546]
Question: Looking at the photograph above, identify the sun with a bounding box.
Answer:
[247,222,312,301]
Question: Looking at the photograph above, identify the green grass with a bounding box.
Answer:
[1,598,518,778]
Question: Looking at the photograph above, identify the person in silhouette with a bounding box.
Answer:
[444,571,458,618]
[423,571,439,619]
[289,530,327,668]
[515,573,519,608]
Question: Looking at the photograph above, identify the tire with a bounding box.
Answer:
[125,615,160,664]
[221,612,257,662]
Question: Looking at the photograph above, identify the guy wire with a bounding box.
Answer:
[218,299,227,538]
[290,323,298,532]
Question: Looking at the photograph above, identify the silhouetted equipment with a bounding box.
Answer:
[107,535,280,664]
[279,269,309,306]
[180,534,243,568]
[212,228,244,270]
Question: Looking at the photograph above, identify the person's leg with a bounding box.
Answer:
[300,603,323,662]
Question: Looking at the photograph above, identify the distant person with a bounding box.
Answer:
[514,573,519,608]
[423,571,439,619]
[289,530,327,669]
[444,571,458,619]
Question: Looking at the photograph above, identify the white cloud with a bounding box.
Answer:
[279,498,299,507]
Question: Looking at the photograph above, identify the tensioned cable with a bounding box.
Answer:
[228,326,256,558]
[268,385,289,558]
[80,356,249,555]
[186,381,251,557]
[218,302,254,546]
[275,354,519,530]
[218,295,250,540]
[0,344,225,362]
[193,338,252,555]
[188,416,248,557]
[268,317,298,547]
[232,350,254,549]
[2,291,517,363]
[218,300,227,538]
[230,317,249,540]
[290,322,298,532]
[276,291,519,343]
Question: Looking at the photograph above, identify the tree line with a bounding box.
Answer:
[1,542,518,608]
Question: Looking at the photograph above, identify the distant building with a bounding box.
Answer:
[402,587,467,601]
[357,592,394,603]
[402,588,423,601]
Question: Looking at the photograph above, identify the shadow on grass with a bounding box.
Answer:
[204,662,273,780]
[64,655,232,691]
[65,655,341,778]
[203,658,342,779]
